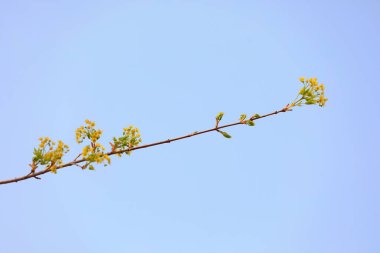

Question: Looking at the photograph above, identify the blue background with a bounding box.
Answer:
[1,1,379,252]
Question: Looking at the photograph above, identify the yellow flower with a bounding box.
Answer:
[50,165,57,174]
[318,96,328,107]
[82,146,89,156]
[104,155,111,164]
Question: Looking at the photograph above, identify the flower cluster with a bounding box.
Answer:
[82,142,111,170]
[31,137,70,174]
[287,77,328,110]
[111,125,142,156]
[75,119,103,144]
[75,120,110,170]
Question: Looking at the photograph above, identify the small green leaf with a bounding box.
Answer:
[239,114,247,122]
[216,112,224,121]
[219,130,232,138]
[253,114,260,119]
[89,165,95,170]
[246,120,255,126]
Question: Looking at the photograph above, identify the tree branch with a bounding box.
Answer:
[0,107,288,185]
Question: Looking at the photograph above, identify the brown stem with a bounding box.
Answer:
[0,107,288,185]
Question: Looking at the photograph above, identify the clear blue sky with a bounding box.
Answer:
[1,1,379,252]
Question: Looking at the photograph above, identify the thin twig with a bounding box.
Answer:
[0,107,288,185]
[74,153,82,161]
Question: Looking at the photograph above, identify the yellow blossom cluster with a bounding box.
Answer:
[111,125,142,156]
[32,137,70,174]
[81,142,111,170]
[287,77,328,109]
[75,119,103,144]
[75,120,110,170]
